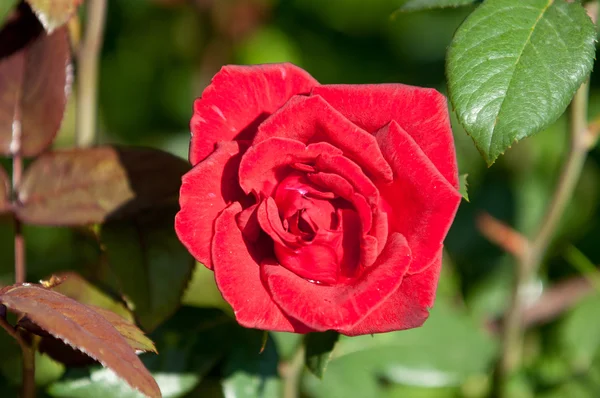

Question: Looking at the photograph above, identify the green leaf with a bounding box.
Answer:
[446,0,596,165]
[223,330,281,398]
[0,28,71,158]
[304,302,497,398]
[17,147,190,226]
[26,0,82,33]
[181,262,232,314]
[101,206,195,332]
[47,368,197,398]
[398,0,476,12]
[0,0,18,27]
[305,331,339,379]
[459,174,469,202]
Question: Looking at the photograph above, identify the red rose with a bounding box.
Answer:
[175,63,461,335]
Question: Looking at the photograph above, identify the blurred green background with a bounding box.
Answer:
[2,0,600,397]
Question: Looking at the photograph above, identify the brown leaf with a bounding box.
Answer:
[0,26,71,157]
[0,166,9,213]
[47,272,132,321]
[26,0,83,33]
[16,146,190,226]
[0,284,162,398]
[42,272,157,353]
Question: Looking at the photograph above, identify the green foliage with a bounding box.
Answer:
[459,174,469,202]
[303,301,497,397]
[101,207,195,332]
[397,0,476,12]
[447,0,596,164]
[305,331,340,379]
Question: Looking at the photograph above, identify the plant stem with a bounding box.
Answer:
[0,316,35,398]
[12,154,24,284]
[283,344,305,398]
[499,72,592,390]
[76,0,107,148]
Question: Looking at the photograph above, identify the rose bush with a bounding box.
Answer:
[175,63,461,335]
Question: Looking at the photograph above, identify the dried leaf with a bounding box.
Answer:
[17,147,190,226]
[0,26,71,157]
[0,166,9,213]
[26,0,83,33]
[0,284,161,398]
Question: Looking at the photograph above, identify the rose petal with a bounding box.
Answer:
[306,172,372,234]
[212,202,309,332]
[261,233,411,331]
[238,137,342,196]
[339,250,442,336]
[190,63,318,165]
[312,84,458,188]
[314,154,379,205]
[375,121,461,274]
[253,95,393,182]
[175,141,248,269]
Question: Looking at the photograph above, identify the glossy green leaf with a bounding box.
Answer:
[101,206,195,332]
[398,0,475,12]
[446,0,596,164]
[223,330,281,398]
[26,0,82,33]
[459,174,469,202]
[0,0,18,27]
[0,27,71,157]
[305,331,339,379]
[48,368,197,398]
[17,147,190,226]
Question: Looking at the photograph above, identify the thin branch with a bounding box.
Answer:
[282,344,305,398]
[477,212,530,259]
[499,61,593,388]
[76,0,107,148]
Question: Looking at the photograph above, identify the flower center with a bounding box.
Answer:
[270,173,359,285]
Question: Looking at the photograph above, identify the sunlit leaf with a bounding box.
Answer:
[101,206,195,332]
[17,147,190,226]
[0,27,71,157]
[397,0,475,12]
[48,368,196,398]
[26,0,83,33]
[223,330,281,398]
[303,302,496,397]
[0,284,161,397]
[305,331,339,379]
[447,0,596,164]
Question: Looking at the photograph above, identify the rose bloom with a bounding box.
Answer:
[175,63,461,335]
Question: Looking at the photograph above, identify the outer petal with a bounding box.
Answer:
[212,202,310,333]
[312,84,458,188]
[190,63,319,165]
[175,141,247,269]
[339,250,442,336]
[252,95,393,182]
[261,233,411,331]
[376,121,461,274]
